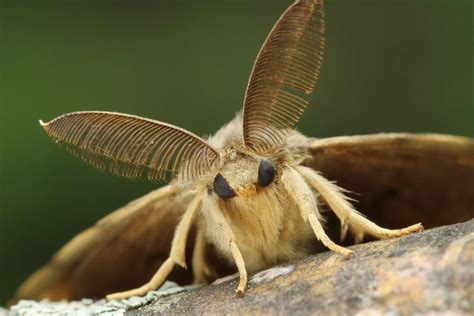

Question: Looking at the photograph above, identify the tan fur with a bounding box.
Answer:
[14,0,432,303]
[202,167,313,272]
[107,191,204,300]
[191,228,216,284]
[105,113,423,299]
[297,166,423,243]
[204,195,247,295]
[281,165,353,257]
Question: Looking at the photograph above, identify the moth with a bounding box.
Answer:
[12,0,474,304]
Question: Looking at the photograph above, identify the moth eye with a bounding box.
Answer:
[213,173,235,199]
[258,160,275,187]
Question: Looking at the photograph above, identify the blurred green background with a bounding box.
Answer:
[0,0,472,304]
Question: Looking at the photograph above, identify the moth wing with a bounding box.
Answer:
[10,183,196,304]
[305,133,474,229]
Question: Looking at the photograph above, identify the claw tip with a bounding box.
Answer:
[235,289,245,298]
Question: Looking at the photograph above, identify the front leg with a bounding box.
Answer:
[192,228,217,284]
[106,191,204,300]
[296,166,423,243]
[205,196,248,297]
[281,165,353,257]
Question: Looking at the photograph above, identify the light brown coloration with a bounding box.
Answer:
[243,0,325,153]
[11,0,473,305]
[10,185,197,303]
[105,190,204,300]
[40,111,219,181]
[11,132,473,304]
[281,165,354,257]
[306,133,474,230]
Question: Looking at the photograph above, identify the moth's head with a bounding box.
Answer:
[210,145,277,200]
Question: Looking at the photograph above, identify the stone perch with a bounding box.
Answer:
[7,219,473,315]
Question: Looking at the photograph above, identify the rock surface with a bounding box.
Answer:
[7,219,473,315]
[129,219,474,315]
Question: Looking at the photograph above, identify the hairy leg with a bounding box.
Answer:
[282,165,353,257]
[192,228,217,284]
[106,191,204,300]
[296,166,423,243]
[205,195,247,297]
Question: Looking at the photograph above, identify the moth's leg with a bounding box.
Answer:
[230,241,247,297]
[192,228,217,284]
[282,166,353,257]
[106,191,204,300]
[296,166,424,243]
[106,257,175,301]
[205,196,247,297]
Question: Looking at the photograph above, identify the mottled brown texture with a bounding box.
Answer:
[127,219,474,315]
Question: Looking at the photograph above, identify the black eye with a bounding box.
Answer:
[213,174,235,199]
[258,160,275,187]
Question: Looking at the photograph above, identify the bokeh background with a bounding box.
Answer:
[0,0,472,304]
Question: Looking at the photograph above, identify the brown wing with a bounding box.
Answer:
[10,183,196,304]
[305,133,474,230]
